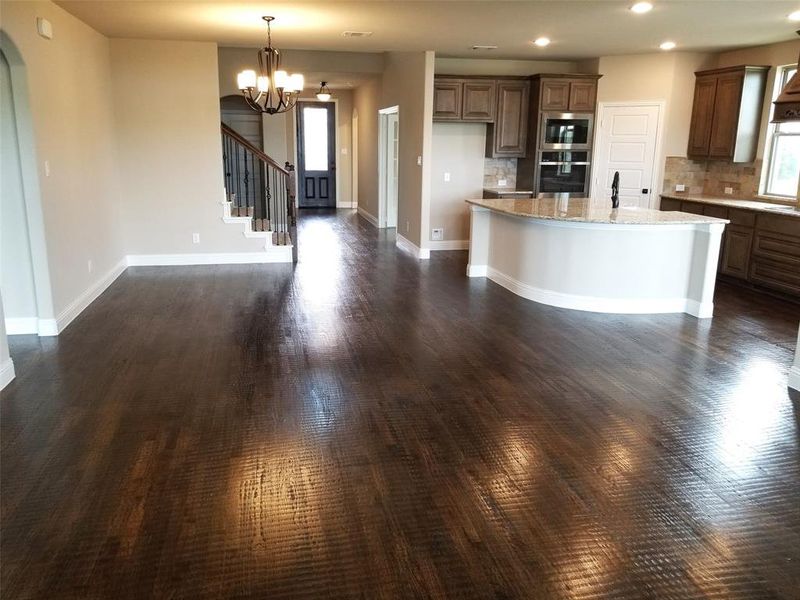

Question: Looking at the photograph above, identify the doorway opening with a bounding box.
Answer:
[220,95,267,217]
[0,41,54,337]
[592,101,664,209]
[378,107,399,228]
[296,101,336,208]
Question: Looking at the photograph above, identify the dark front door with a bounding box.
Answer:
[297,101,336,208]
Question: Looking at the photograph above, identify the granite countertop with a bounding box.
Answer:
[467,197,728,225]
[483,187,535,194]
[661,193,800,219]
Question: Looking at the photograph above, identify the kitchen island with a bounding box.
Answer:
[466,196,728,318]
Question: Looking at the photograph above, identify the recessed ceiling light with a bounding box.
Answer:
[630,2,653,14]
[789,10,800,21]
[660,41,676,50]
[533,37,551,47]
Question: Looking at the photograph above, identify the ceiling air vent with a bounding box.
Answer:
[342,31,373,38]
[471,45,498,51]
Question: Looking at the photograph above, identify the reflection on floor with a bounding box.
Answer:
[2,209,799,599]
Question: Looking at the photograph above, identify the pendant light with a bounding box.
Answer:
[316,82,332,102]
[237,17,304,115]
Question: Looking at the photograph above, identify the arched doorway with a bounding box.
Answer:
[0,35,55,337]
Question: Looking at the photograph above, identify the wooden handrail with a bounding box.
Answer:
[220,122,290,175]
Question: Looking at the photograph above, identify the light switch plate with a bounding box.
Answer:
[36,18,53,40]
[444,172,451,182]
[675,184,685,192]
[498,179,507,187]
[431,228,444,241]
[416,156,422,166]
[724,187,733,195]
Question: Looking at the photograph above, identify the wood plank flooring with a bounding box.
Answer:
[2,209,799,599]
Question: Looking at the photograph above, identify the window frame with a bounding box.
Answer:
[764,65,800,199]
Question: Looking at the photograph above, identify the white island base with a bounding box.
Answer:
[466,200,727,318]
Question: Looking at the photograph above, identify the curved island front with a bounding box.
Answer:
[466,197,728,318]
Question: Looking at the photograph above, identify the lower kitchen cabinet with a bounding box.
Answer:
[659,196,800,299]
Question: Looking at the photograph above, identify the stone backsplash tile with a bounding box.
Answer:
[663,156,763,198]
[484,158,517,189]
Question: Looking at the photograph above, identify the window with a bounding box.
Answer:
[764,65,800,198]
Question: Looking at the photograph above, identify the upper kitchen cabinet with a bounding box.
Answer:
[687,65,770,162]
[535,74,601,112]
[433,77,496,122]
[486,80,530,158]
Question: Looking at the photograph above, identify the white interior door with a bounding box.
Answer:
[387,113,399,228]
[593,103,661,209]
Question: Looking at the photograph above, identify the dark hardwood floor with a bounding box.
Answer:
[2,209,799,599]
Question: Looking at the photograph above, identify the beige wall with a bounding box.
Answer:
[430,122,486,243]
[1,1,124,317]
[111,38,268,255]
[380,51,435,248]
[594,52,715,197]
[353,76,381,219]
[435,57,577,76]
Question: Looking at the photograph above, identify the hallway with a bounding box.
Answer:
[2,209,799,599]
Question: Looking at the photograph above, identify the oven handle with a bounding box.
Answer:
[538,161,591,166]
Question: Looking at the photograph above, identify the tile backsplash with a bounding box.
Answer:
[483,158,517,188]
[663,156,763,198]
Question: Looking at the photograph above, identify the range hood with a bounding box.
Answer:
[772,31,800,123]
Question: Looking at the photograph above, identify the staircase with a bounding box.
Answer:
[221,122,298,262]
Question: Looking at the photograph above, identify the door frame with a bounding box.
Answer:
[378,105,399,228]
[591,100,666,209]
[291,97,340,208]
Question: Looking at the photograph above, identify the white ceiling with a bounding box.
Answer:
[56,1,800,61]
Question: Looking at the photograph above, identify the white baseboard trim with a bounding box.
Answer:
[484,266,708,316]
[428,240,469,251]
[55,257,129,335]
[126,249,292,266]
[5,317,38,335]
[466,264,488,277]
[0,357,15,391]
[789,365,800,391]
[357,207,379,227]
[396,234,431,260]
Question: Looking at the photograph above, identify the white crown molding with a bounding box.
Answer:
[396,234,430,260]
[428,240,469,251]
[0,358,15,391]
[357,206,379,227]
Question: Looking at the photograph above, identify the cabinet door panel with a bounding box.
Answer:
[540,80,570,111]
[687,76,717,158]
[680,202,705,215]
[487,81,530,157]
[709,72,744,159]
[433,81,463,120]
[659,197,682,211]
[462,81,496,121]
[568,81,596,111]
[720,225,753,279]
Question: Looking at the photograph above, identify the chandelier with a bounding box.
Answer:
[237,17,304,115]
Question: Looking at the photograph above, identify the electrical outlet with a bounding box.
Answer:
[405,221,410,233]
[675,184,685,192]
[341,148,348,155]
[444,172,451,182]
[432,227,444,241]
[87,259,93,273]
[44,160,50,177]
[724,187,733,195]
[498,179,507,187]
[192,233,200,244]
[416,156,422,166]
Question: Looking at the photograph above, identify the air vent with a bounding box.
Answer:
[471,45,498,50]
[342,31,373,38]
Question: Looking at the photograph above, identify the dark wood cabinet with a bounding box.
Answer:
[687,76,718,157]
[433,80,463,120]
[659,196,800,298]
[568,81,597,111]
[486,80,530,157]
[540,80,570,111]
[686,65,769,163]
[462,81,496,121]
[721,225,753,279]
